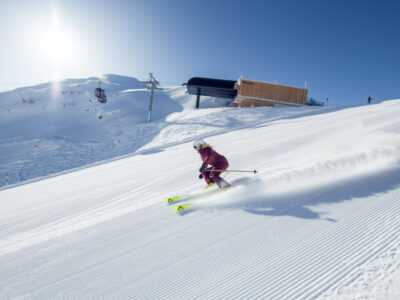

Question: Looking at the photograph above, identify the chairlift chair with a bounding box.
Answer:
[94,82,107,103]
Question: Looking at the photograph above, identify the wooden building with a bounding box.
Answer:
[186,77,308,108]
[234,78,308,107]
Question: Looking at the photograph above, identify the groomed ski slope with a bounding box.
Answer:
[1,100,400,299]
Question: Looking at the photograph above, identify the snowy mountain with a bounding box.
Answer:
[0,75,399,299]
[0,74,230,186]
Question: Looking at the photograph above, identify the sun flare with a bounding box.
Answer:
[37,4,78,64]
[40,28,75,63]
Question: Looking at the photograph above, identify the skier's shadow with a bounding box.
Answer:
[241,192,334,222]
[226,177,316,219]
[230,166,400,222]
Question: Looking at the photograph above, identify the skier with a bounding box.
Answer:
[193,138,230,189]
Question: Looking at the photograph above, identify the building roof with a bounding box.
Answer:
[186,77,237,99]
[236,78,308,90]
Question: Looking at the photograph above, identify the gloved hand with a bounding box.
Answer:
[199,174,203,179]
[199,164,206,173]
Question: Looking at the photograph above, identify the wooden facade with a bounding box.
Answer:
[234,79,308,107]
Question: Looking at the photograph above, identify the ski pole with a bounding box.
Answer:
[204,169,258,174]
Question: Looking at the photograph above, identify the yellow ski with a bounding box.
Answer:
[174,204,195,215]
[164,188,220,204]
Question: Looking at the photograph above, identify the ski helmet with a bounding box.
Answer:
[193,138,206,149]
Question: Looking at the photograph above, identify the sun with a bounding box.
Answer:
[40,28,76,63]
[30,3,83,83]
[38,4,78,64]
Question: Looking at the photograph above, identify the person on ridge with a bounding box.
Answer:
[193,138,231,189]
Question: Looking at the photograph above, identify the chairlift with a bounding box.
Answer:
[94,82,107,103]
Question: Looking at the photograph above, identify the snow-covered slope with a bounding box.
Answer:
[0,74,179,185]
[0,90,399,299]
[0,74,328,187]
[0,74,233,186]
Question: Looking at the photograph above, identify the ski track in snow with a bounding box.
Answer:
[0,77,400,299]
[11,173,398,300]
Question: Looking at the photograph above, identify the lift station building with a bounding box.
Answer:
[186,77,308,108]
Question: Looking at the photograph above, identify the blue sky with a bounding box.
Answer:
[0,0,399,105]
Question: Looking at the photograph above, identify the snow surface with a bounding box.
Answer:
[0,74,235,186]
[0,75,399,299]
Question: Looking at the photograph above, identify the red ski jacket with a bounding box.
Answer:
[198,146,228,167]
